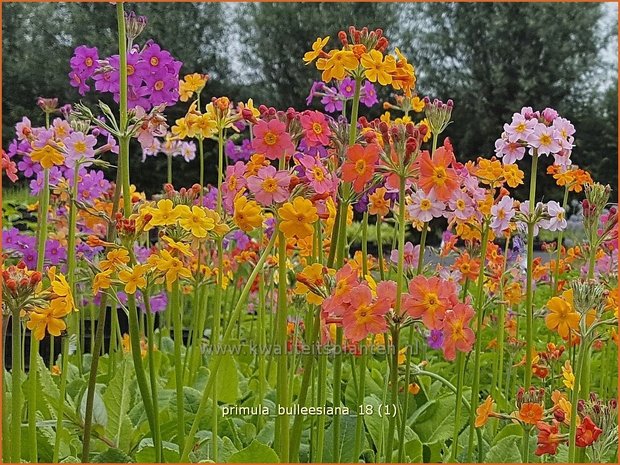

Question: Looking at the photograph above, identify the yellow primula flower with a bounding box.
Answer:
[233,196,263,232]
[278,197,318,239]
[562,360,575,390]
[177,205,215,238]
[31,144,65,169]
[27,298,72,340]
[100,248,130,271]
[303,36,330,64]
[411,96,425,112]
[361,50,396,86]
[317,49,358,82]
[150,199,183,227]
[118,264,149,295]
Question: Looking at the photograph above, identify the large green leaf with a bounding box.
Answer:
[322,414,357,462]
[228,440,279,463]
[135,439,179,462]
[362,395,383,450]
[485,435,522,463]
[216,354,239,403]
[92,447,134,463]
[80,389,108,429]
[493,423,523,445]
[411,394,464,445]
[103,356,134,451]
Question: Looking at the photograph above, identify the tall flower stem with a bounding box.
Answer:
[552,186,570,296]
[172,282,185,449]
[524,153,539,388]
[275,228,290,462]
[144,290,162,462]
[386,174,408,462]
[180,232,277,462]
[492,235,511,398]
[467,221,490,462]
[10,308,22,463]
[450,352,466,461]
[167,154,172,184]
[568,336,587,462]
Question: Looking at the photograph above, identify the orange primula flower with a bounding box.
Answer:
[475,396,496,427]
[342,143,380,193]
[452,251,480,283]
[417,146,459,201]
[518,402,544,425]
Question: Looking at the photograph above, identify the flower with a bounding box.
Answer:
[490,195,515,233]
[540,201,567,232]
[149,250,192,291]
[475,396,496,427]
[361,50,396,85]
[177,205,215,238]
[408,189,445,223]
[247,165,291,206]
[368,187,390,216]
[93,269,113,295]
[528,123,561,155]
[30,145,65,169]
[233,196,263,232]
[303,36,330,64]
[545,289,580,339]
[341,143,380,193]
[100,248,130,271]
[441,303,476,360]
[294,263,325,305]
[402,276,456,329]
[300,110,331,146]
[418,146,459,201]
[518,402,544,425]
[575,416,603,447]
[342,282,393,342]
[298,155,332,194]
[562,360,575,390]
[64,131,97,167]
[252,119,295,160]
[150,199,183,227]
[316,50,358,82]
[278,196,318,239]
[118,264,148,294]
[26,299,72,340]
[535,421,564,456]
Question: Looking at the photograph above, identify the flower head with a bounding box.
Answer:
[252,119,295,160]
[278,196,318,239]
[342,143,380,193]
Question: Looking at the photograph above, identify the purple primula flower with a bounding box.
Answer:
[339,77,356,98]
[360,81,378,107]
[45,239,67,265]
[76,242,103,261]
[70,45,99,78]
[2,228,22,251]
[306,81,325,106]
[17,155,42,178]
[64,131,97,168]
[69,70,90,95]
[149,292,168,313]
[321,93,343,113]
[93,68,120,94]
[427,330,444,350]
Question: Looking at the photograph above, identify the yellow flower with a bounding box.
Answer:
[204,209,230,237]
[562,360,575,390]
[161,236,193,257]
[237,99,261,119]
[150,199,182,227]
[317,50,358,82]
[47,267,75,312]
[171,117,191,139]
[186,112,217,139]
[418,119,432,143]
[177,205,215,238]
[150,250,192,291]
[411,96,425,112]
[361,50,396,86]
[503,163,525,188]
[100,248,130,271]
[380,111,391,124]
[118,265,148,294]
[93,269,114,294]
[294,263,325,305]
[30,145,64,169]
[26,299,72,340]
[303,36,330,64]
[278,197,318,239]
[475,396,496,427]
[233,196,263,232]
[546,289,580,339]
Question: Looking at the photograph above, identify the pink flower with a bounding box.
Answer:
[300,110,331,146]
[407,189,445,223]
[2,150,18,182]
[494,138,526,164]
[64,131,97,167]
[321,264,360,318]
[252,119,295,160]
[298,155,333,194]
[402,276,457,329]
[441,303,476,361]
[222,161,247,212]
[528,123,561,156]
[247,165,290,206]
[15,117,32,141]
[490,195,515,233]
[503,113,536,143]
[389,242,420,271]
[447,189,475,222]
[539,201,566,232]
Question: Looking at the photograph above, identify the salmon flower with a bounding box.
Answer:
[402,276,457,329]
[368,187,390,216]
[441,303,476,361]
[252,119,295,160]
[300,110,331,146]
[342,282,394,342]
[535,421,564,456]
[418,146,459,201]
[322,264,360,317]
[545,289,580,338]
[278,196,319,239]
[342,143,380,193]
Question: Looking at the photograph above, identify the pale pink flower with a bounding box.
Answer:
[247,165,290,205]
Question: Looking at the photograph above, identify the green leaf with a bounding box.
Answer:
[362,395,383,450]
[228,440,279,463]
[322,414,357,462]
[92,447,134,463]
[135,439,179,463]
[493,423,523,445]
[404,437,423,462]
[411,394,464,445]
[485,435,522,463]
[216,354,239,403]
[80,389,108,428]
[103,356,134,451]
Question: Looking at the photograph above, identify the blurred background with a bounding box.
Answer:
[3,2,618,202]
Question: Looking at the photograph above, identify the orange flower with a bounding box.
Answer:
[417,146,459,201]
[452,251,480,283]
[475,396,496,427]
[368,187,390,216]
[545,289,580,339]
[518,402,544,425]
[342,144,380,193]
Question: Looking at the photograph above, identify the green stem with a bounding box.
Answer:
[276,229,290,462]
[256,272,266,432]
[167,154,172,185]
[144,292,162,463]
[451,352,466,461]
[172,282,185,449]
[385,327,400,462]
[521,425,532,463]
[467,222,490,462]
[524,153,539,388]
[552,186,570,296]
[11,309,22,463]
[180,231,277,461]
[377,218,385,281]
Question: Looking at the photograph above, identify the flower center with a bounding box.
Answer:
[354,159,367,174]
[150,56,159,66]
[264,132,278,146]
[539,133,552,146]
[127,64,135,76]
[312,122,323,135]
[74,141,87,154]
[456,199,465,210]
[261,177,278,193]
[311,166,325,181]
[85,57,93,67]
[420,199,432,210]
[154,80,165,91]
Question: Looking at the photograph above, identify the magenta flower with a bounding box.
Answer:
[247,165,290,206]
[93,69,119,94]
[222,161,248,212]
[300,110,331,147]
[360,81,378,107]
[64,132,97,167]
[252,119,295,161]
[321,93,343,113]
[339,77,356,98]
[137,43,173,74]
[17,154,41,178]
[70,45,99,77]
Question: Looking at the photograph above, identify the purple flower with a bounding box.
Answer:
[137,43,173,74]
[321,93,343,113]
[427,330,444,350]
[70,45,99,78]
[149,292,168,313]
[64,131,97,167]
[389,242,420,271]
[17,155,42,178]
[76,242,103,261]
[2,228,22,251]
[339,77,356,98]
[30,166,62,196]
[306,81,325,106]
[93,68,119,94]
[360,81,378,107]
[45,239,67,265]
